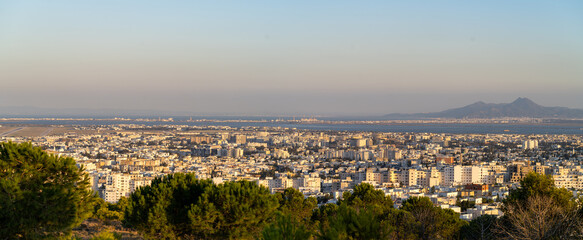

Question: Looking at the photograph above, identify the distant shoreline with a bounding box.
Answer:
[1,117,582,135]
[1,117,583,126]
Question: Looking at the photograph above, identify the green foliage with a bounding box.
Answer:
[319,203,385,240]
[277,188,317,224]
[341,183,393,214]
[383,209,419,240]
[460,215,498,240]
[124,173,213,239]
[439,208,468,239]
[506,172,574,209]
[311,203,339,231]
[117,172,583,240]
[261,213,312,240]
[481,198,494,204]
[401,197,467,240]
[501,172,583,239]
[315,189,466,240]
[401,196,435,212]
[0,142,97,238]
[456,200,475,212]
[125,173,279,239]
[188,180,279,239]
[93,197,128,221]
[90,230,122,240]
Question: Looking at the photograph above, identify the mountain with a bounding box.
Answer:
[385,98,583,119]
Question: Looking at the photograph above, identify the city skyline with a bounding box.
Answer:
[1,1,582,115]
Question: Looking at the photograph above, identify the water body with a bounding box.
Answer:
[2,119,583,135]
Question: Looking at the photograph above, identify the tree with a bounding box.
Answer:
[383,209,419,240]
[277,188,317,224]
[311,203,339,232]
[125,173,279,239]
[341,183,393,215]
[506,172,573,209]
[0,142,97,238]
[501,194,578,240]
[456,200,475,212]
[261,213,312,240]
[93,197,128,222]
[460,215,498,240]
[401,197,466,240]
[319,203,386,240]
[500,172,583,239]
[124,173,215,239]
[187,180,279,239]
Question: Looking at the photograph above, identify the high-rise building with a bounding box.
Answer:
[443,165,462,186]
[461,166,482,184]
[523,139,539,150]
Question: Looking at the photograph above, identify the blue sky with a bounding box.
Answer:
[1,1,582,115]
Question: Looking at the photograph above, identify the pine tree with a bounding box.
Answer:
[0,142,97,238]
[124,173,279,239]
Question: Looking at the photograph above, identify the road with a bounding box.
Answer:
[40,127,54,137]
[0,127,24,137]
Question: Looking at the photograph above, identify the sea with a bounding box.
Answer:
[2,116,583,135]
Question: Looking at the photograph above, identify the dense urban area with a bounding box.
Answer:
[3,123,582,223]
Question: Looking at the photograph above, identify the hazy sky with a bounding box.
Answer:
[1,1,582,116]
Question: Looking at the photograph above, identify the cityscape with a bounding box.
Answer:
[2,122,582,221]
[2,0,583,239]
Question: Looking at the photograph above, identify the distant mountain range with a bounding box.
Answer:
[1,97,582,119]
[385,98,583,119]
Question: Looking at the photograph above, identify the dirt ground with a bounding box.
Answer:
[72,218,143,240]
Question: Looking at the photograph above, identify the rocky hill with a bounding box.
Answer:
[385,97,583,119]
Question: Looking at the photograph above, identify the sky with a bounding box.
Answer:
[1,1,582,116]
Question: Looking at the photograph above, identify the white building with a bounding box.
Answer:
[461,166,482,185]
[442,165,462,186]
[523,139,539,150]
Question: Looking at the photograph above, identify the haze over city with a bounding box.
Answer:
[1,1,582,116]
